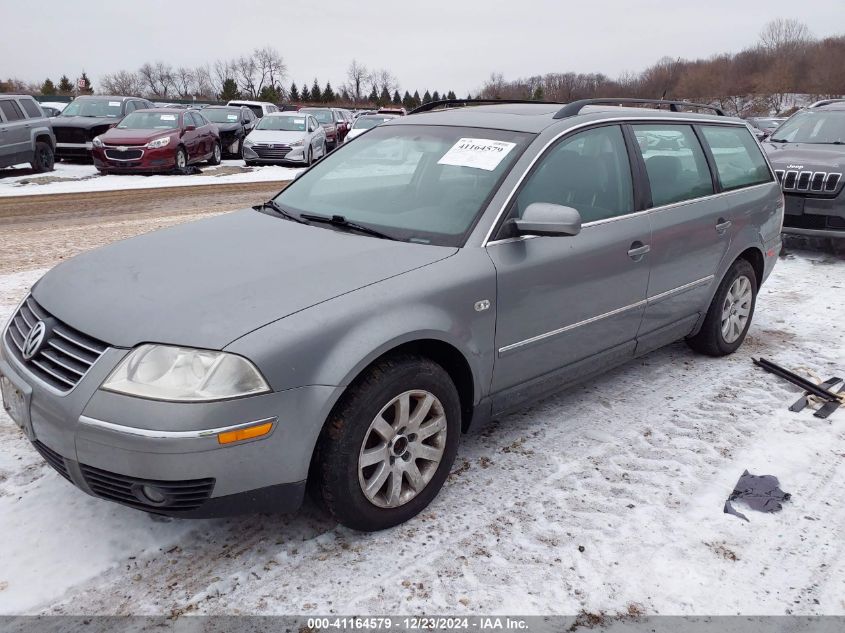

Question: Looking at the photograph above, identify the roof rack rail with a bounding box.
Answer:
[409,98,561,115]
[553,98,725,119]
[808,98,845,108]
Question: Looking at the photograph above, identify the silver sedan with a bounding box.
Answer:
[242,112,327,166]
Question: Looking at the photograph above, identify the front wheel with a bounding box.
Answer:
[686,259,757,356]
[314,355,460,531]
[31,142,54,173]
[174,147,188,172]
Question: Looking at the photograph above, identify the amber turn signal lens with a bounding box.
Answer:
[217,421,274,445]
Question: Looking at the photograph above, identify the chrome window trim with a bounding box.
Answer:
[498,300,647,356]
[78,415,277,440]
[480,115,755,246]
[497,275,716,355]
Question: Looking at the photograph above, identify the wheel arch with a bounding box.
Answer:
[736,246,764,287]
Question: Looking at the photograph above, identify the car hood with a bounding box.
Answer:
[247,129,307,144]
[33,210,456,350]
[53,116,120,131]
[763,142,844,171]
[100,128,175,145]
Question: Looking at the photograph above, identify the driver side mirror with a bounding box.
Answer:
[507,203,582,237]
[184,124,196,132]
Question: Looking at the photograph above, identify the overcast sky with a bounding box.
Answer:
[4,0,844,95]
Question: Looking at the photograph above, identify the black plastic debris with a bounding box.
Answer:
[724,470,791,522]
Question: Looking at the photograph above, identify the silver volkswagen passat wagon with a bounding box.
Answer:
[1,99,783,531]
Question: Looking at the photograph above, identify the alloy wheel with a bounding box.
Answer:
[721,275,752,344]
[358,390,447,508]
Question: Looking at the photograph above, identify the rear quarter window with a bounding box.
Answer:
[19,98,44,118]
[700,125,772,191]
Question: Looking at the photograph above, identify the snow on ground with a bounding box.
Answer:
[0,249,843,616]
[0,160,302,198]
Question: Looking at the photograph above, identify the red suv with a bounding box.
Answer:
[92,109,221,173]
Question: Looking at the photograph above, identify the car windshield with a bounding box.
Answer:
[256,116,307,131]
[303,110,333,124]
[353,116,394,130]
[770,111,845,144]
[273,125,532,246]
[202,108,242,123]
[62,99,123,118]
[117,112,180,129]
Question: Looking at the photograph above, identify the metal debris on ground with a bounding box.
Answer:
[724,470,791,522]
[753,357,844,419]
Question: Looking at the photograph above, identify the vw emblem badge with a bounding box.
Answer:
[22,321,47,361]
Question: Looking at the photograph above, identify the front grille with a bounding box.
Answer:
[4,295,108,392]
[54,127,90,144]
[80,464,215,512]
[776,169,841,196]
[252,144,291,159]
[32,440,71,481]
[104,147,143,161]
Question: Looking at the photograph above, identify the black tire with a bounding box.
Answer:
[686,258,758,356]
[313,354,461,531]
[174,147,188,172]
[306,146,312,166]
[207,141,222,165]
[30,142,54,173]
[245,160,256,167]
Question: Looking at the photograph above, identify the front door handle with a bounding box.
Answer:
[716,218,732,233]
[627,242,651,259]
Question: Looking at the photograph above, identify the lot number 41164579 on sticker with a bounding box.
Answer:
[437,138,516,171]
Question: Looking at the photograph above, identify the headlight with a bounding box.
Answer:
[92,136,104,148]
[243,137,255,146]
[146,136,172,149]
[289,139,304,147]
[101,344,270,402]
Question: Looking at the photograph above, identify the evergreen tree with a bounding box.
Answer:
[402,90,413,110]
[289,82,300,101]
[422,90,432,104]
[532,84,545,100]
[446,90,457,100]
[41,78,56,95]
[367,85,378,104]
[412,90,421,107]
[310,79,322,102]
[466,93,472,100]
[322,81,335,103]
[431,91,440,102]
[301,83,311,101]
[341,88,350,102]
[79,71,93,94]
[258,85,280,103]
[392,90,401,105]
[219,78,240,101]
[379,86,391,106]
[58,75,73,94]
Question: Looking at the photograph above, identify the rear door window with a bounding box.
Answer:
[699,125,773,190]
[514,124,635,224]
[632,125,714,207]
[0,100,25,122]
[19,98,43,118]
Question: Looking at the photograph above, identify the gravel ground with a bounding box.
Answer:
[0,194,842,618]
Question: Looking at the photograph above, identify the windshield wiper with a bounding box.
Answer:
[254,200,309,224]
[299,213,397,241]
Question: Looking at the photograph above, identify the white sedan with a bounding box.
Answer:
[344,114,399,143]
[242,112,327,166]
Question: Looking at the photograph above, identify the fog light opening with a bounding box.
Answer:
[132,484,169,506]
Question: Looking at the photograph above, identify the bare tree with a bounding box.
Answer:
[254,46,287,97]
[100,70,142,96]
[369,68,398,95]
[213,59,237,96]
[138,63,159,96]
[174,67,195,98]
[345,59,369,102]
[194,64,216,99]
[759,19,812,53]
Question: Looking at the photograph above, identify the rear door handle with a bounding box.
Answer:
[716,218,732,233]
[627,242,651,259]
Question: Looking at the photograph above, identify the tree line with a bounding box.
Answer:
[0,49,460,109]
[478,19,845,116]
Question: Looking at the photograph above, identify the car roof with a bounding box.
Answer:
[134,107,184,114]
[815,102,845,111]
[228,100,272,106]
[389,103,744,133]
[205,105,242,110]
[264,111,309,117]
[75,95,137,101]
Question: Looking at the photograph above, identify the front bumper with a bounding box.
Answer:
[243,144,308,164]
[55,142,93,159]
[782,192,845,238]
[92,145,179,173]
[1,334,333,518]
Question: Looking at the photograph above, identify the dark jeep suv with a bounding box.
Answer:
[762,99,845,238]
[53,95,153,160]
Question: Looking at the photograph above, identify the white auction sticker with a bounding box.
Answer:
[437,138,516,171]
[108,101,120,106]
[226,114,238,121]
[160,114,176,121]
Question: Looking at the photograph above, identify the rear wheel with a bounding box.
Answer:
[314,355,460,531]
[207,141,222,165]
[30,142,54,173]
[686,258,757,356]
